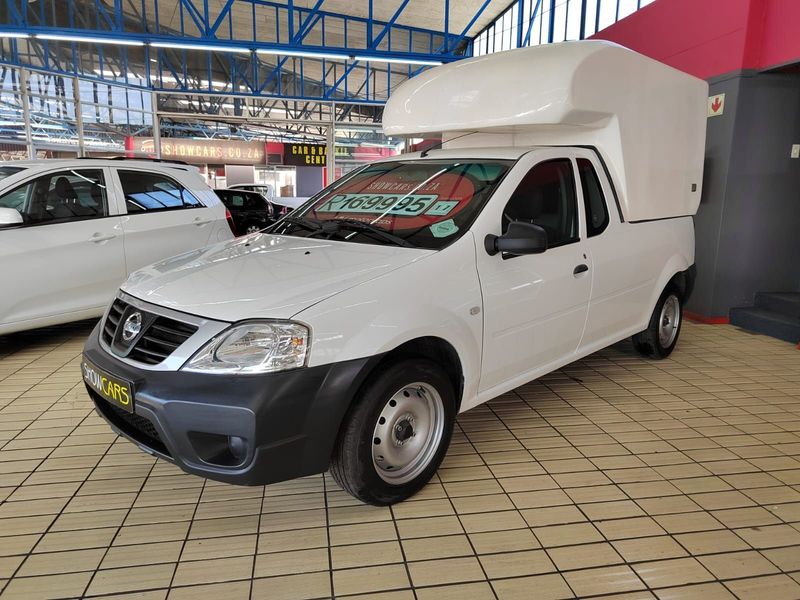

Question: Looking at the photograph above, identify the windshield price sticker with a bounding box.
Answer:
[317,194,459,217]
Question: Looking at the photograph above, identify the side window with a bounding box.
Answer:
[578,158,609,237]
[119,171,203,213]
[502,159,578,247]
[0,169,108,226]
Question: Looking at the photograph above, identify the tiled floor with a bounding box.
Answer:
[0,321,799,600]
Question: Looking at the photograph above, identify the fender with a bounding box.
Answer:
[295,234,483,410]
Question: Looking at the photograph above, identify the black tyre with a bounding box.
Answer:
[632,287,683,359]
[330,359,456,506]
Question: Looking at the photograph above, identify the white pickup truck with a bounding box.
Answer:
[82,41,707,505]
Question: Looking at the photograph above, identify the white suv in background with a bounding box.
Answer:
[0,159,234,335]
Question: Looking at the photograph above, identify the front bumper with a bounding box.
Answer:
[83,323,377,485]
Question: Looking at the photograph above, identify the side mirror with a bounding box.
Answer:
[0,207,23,228]
[485,221,548,257]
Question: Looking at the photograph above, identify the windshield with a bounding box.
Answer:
[269,159,512,249]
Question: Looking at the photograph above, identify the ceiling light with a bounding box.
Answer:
[354,55,442,66]
[256,48,349,61]
[151,41,250,54]
[0,32,28,39]
[35,33,144,46]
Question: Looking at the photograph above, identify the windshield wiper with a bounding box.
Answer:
[277,216,322,233]
[328,218,415,248]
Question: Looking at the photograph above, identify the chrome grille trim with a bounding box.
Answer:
[98,291,230,372]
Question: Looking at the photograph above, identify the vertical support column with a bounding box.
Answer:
[151,91,162,159]
[20,68,35,159]
[73,77,85,157]
[327,102,335,184]
[579,0,587,39]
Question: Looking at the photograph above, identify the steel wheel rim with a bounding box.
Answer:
[659,294,681,348]
[246,225,261,234]
[371,382,445,485]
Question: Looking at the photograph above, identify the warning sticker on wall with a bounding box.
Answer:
[708,93,725,117]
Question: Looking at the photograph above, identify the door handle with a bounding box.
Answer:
[573,264,589,275]
[89,233,116,243]
[193,217,212,226]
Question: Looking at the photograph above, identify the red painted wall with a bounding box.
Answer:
[591,0,800,79]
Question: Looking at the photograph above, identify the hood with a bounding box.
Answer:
[122,233,433,321]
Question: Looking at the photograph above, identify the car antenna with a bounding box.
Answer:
[419,131,479,158]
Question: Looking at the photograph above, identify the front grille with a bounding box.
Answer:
[102,298,125,345]
[102,297,198,365]
[90,389,171,457]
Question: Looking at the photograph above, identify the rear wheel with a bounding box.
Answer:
[244,222,262,234]
[330,359,456,505]
[632,288,683,359]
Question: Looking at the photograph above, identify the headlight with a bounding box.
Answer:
[182,321,309,374]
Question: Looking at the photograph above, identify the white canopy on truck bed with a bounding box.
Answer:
[382,40,708,222]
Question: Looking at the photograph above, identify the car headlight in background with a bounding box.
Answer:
[182,321,309,374]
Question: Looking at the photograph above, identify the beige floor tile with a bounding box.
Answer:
[17,548,106,576]
[395,515,462,539]
[564,565,646,596]
[548,542,625,571]
[251,571,331,600]
[333,563,410,596]
[408,556,485,587]
[102,541,183,570]
[330,540,403,569]
[596,516,666,540]
[655,582,736,600]
[0,571,93,600]
[401,535,473,562]
[86,564,176,596]
[533,522,604,547]
[612,537,688,563]
[698,550,779,579]
[479,549,555,579]
[673,530,750,555]
[762,546,800,572]
[724,574,800,600]
[415,582,495,600]
[734,523,800,548]
[181,535,257,561]
[491,573,573,600]
[654,511,724,534]
[167,580,251,600]
[469,529,540,554]
[171,556,254,587]
[632,557,714,589]
[254,548,329,577]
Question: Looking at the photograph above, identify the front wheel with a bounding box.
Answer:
[330,359,456,505]
[632,288,683,359]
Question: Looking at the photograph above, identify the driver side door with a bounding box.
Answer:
[474,151,591,397]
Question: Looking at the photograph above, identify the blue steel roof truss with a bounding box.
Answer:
[0,0,475,103]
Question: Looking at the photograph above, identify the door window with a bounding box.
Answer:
[502,159,578,247]
[118,171,203,213]
[0,169,108,226]
[244,194,262,210]
[577,158,609,237]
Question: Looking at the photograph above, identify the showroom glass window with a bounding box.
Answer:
[0,169,108,226]
[118,171,203,213]
[502,159,578,247]
[577,158,609,237]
